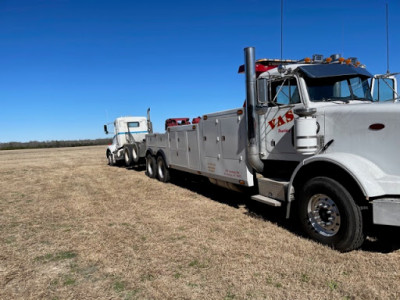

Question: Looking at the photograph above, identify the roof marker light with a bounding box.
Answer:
[330,54,341,61]
[338,57,345,63]
[304,57,311,63]
[325,57,332,63]
[349,57,358,65]
[312,54,324,62]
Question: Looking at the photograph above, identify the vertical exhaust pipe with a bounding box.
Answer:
[244,47,264,173]
[147,108,153,133]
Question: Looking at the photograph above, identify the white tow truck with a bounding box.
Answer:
[145,47,400,251]
[104,109,152,166]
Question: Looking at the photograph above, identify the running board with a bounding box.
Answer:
[251,195,282,207]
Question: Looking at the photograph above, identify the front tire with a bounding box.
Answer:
[156,156,170,182]
[145,154,156,178]
[298,176,364,252]
[107,152,115,166]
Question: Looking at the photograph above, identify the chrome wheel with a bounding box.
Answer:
[157,159,164,180]
[156,156,170,182]
[298,177,364,251]
[307,193,341,237]
[145,154,156,178]
[132,146,138,161]
[124,150,130,164]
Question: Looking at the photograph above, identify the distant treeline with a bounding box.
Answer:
[0,138,112,150]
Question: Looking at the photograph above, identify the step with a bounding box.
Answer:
[251,194,282,207]
[257,177,289,201]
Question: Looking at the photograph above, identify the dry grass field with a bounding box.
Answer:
[1,146,399,300]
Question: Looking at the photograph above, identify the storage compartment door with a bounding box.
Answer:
[187,130,200,170]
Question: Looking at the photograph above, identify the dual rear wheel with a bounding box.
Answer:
[124,144,140,167]
[145,154,170,182]
[156,156,170,182]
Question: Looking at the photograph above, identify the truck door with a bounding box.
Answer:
[260,77,303,155]
[371,75,398,102]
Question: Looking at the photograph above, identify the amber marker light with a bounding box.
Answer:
[203,115,208,120]
[338,57,345,63]
[239,180,245,185]
[325,57,332,63]
[304,57,311,63]
[355,61,361,67]
[345,59,352,65]
[237,109,243,115]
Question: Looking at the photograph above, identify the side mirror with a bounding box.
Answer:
[257,78,268,103]
[371,75,398,101]
[104,125,109,134]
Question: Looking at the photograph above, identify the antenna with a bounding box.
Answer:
[386,3,390,74]
[280,0,283,61]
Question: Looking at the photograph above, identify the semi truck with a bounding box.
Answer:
[144,47,400,251]
[104,109,152,166]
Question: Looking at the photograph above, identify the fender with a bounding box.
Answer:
[145,148,155,157]
[156,149,169,168]
[288,152,400,202]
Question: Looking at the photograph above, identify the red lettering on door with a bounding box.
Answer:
[268,119,277,129]
[267,109,294,130]
[277,116,286,127]
[285,110,294,123]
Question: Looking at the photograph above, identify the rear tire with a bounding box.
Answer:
[145,154,156,178]
[132,144,140,164]
[297,176,364,252]
[156,156,170,182]
[124,145,133,166]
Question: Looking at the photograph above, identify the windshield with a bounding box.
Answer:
[305,76,373,102]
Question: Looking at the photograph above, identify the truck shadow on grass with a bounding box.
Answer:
[169,173,400,254]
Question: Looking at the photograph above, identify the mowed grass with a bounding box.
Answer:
[0,146,399,299]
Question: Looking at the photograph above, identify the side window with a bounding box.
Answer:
[372,78,395,101]
[128,122,140,129]
[270,78,300,105]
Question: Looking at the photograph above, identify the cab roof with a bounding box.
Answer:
[298,64,372,79]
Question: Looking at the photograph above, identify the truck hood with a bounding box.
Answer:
[317,102,400,176]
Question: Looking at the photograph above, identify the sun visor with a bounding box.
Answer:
[298,64,372,79]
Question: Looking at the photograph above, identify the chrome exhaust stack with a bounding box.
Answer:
[244,47,264,173]
[147,108,153,134]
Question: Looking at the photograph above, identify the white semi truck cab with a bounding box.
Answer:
[145,47,400,251]
[104,109,152,166]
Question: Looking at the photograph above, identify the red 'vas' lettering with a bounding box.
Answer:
[268,110,294,130]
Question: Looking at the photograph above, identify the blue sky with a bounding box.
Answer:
[1,0,399,142]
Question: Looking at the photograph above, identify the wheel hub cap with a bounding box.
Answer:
[307,194,341,237]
